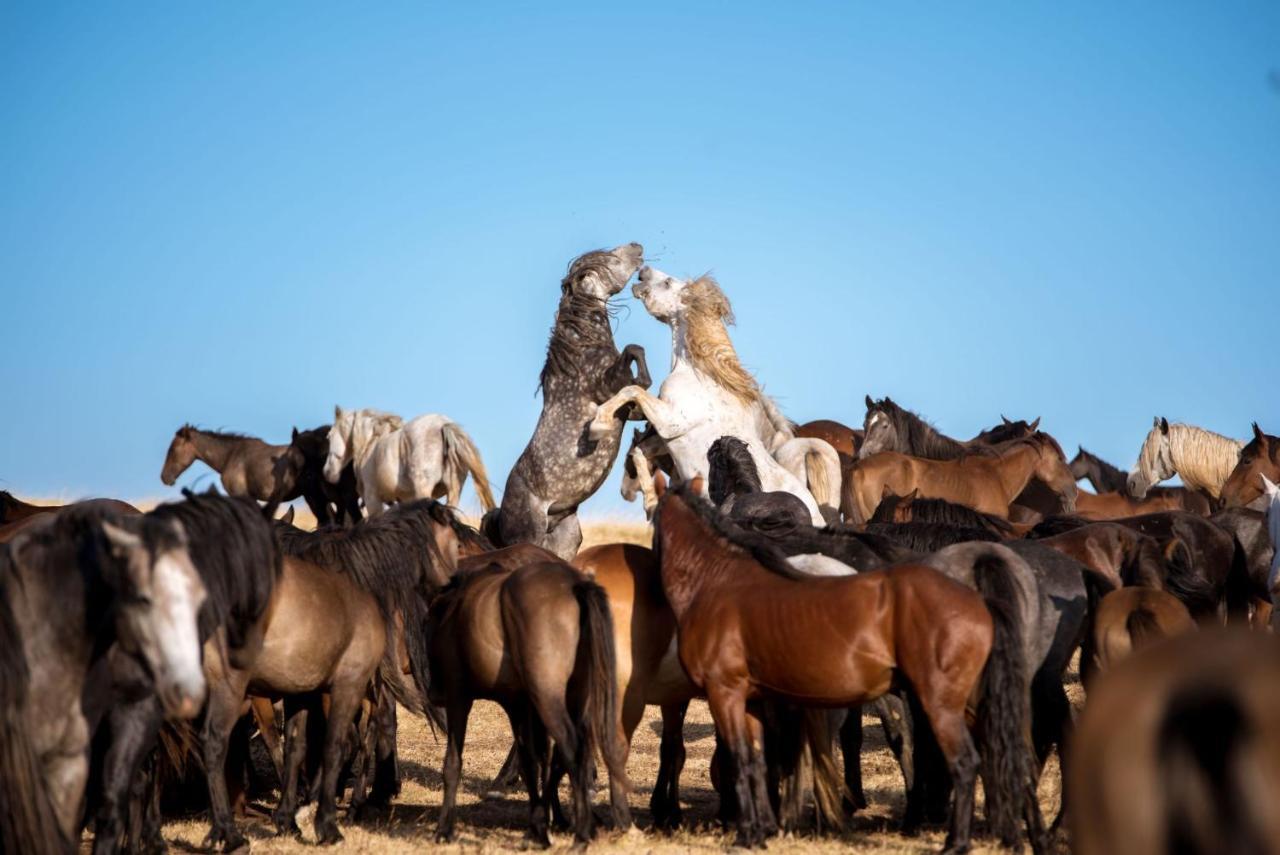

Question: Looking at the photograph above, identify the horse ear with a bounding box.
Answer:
[1159,417,1169,434]
[100,520,142,559]
[280,505,296,525]
[334,405,343,419]
[1253,422,1264,442]
[865,394,873,410]
[291,427,299,440]
[1001,415,1011,425]
[904,488,919,502]
[1030,417,1041,431]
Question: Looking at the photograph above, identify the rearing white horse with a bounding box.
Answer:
[588,267,837,525]
[324,406,496,516]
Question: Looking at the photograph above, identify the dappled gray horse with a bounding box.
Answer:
[485,244,649,560]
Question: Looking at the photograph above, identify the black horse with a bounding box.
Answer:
[272,425,362,527]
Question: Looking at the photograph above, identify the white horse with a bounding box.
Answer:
[588,267,838,525]
[324,406,496,517]
[1262,473,1280,593]
[1126,416,1244,500]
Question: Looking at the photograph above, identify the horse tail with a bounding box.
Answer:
[0,583,71,855]
[1078,567,1116,689]
[802,708,848,831]
[972,553,1035,849]
[1158,683,1267,855]
[441,422,497,512]
[1224,534,1254,626]
[1161,537,1220,621]
[801,439,843,525]
[572,578,630,806]
[479,508,505,548]
[1125,604,1162,650]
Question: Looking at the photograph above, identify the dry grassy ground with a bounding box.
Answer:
[28,498,1075,853]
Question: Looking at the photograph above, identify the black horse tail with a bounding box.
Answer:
[0,581,71,855]
[1161,538,1221,621]
[972,553,1034,849]
[573,578,631,823]
[479,508,505,549]
[1223,535,1255,626]
[1159,683,1266,855]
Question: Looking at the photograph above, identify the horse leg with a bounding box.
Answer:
[1033,675,1073,833]
[509,703,552,849]
[200,675,251,852]
[369,690,401,806]
[347,697,379,822]
[250,696,285,787]
[486,745,522,797]
[435,698,472,843]
[706,684,762,848]
[916,699,979,855]
[838,707,867,814]
[650,699,688,829]
[543,513,583,564]
[91,697,164,855]
[314,687,363,845]
[528,683,593,844]
[304,489,333,527]
[272,697,310,838]
[745,706,779,839]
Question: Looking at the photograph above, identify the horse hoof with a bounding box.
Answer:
[434,827,457,844]
[272,817,302,839]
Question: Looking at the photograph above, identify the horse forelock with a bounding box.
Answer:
[680,276,760,406]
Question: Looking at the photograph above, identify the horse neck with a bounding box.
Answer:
[191,431,239,472]
[657,509,737,621]
[901,413,966,459]
[1089,453,1128,492]
[992,443,1044,499]
[669,312,692,371]
[1168,427,1242,496]
[349,421,385,467]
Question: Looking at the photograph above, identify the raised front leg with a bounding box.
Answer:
[588,386,702,444]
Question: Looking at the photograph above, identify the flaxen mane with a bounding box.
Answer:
[539,251,619,392]
[1140,423,1244,496]
[681,276,761,407]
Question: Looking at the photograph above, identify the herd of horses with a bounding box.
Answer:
[4,242,1280,855]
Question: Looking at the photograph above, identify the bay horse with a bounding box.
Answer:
[0,489,53,525]
[858,396,1036,461]
[426,554,629,846]
[587,268,838,525]
[847,434,1078,524]
[1220,422,1280,509]
[1126,417,1244,502]
[324,407,496,517]
[652,484,1045,853]
[1087,587,1195,677]
[1068,446,1211,515]
[1070,630,1280,855]
[487,244,650,559]
[1,501,208,852]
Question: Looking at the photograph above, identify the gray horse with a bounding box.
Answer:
[485,244,650,560]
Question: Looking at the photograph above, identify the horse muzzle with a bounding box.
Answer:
[158,676,207,720]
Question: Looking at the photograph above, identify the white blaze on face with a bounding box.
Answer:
[150,550,208,717]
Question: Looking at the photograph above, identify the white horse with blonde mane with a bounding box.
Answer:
[1126,416,1245,501]
[324,406,496,516]
[588,267,840,524]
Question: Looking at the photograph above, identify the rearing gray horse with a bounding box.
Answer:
[485,243,650,559]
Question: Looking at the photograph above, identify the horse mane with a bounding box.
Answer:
[1162,424,1246,494]
[0,547,70,854]
[177,424,254,441]
[707,435,762,504]
[681,276,761,407]
[865,521,999,553]
[289,425,331,458]
[973,419,1036,445]
[148,490,281,650]
[539,250,620,392]
[1076,446,1128,492]
[868,398,974,460]
[872,493,1014,536]
[656,483,810,581]
[1025,515,1093,538]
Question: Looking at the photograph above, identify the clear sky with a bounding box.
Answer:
[3,2,1278,517]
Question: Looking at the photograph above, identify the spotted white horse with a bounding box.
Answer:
[324,406,496,516]
[589,267,840,525]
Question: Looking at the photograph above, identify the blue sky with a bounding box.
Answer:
[3,2,1278,517]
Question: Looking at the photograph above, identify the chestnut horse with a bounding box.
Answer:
[1070,630,1280,855]
[847,434,1077,524]
[1087,587,1195,678]
[652,484,1045,853]
[794,419,862,459]
[1220,422,1280,509]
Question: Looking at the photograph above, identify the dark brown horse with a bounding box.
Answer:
[1070,630,1280,855]
[1087,587,1195,677]
[426,554,629,846]
[870,490,1018,538]
[652,484,1044,853]
[0,497,139,544]
[793,419,862,459]
[0,490,53,525]
[1220,422,1280,509]
[1068,446,1212,515]
[161,425,299,504]
[272,425,362,526]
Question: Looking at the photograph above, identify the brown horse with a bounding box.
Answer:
[794,419,862,459]
[161,425,297,502]
[1087,587,1195,678]
[1070,630,1280,855]
[426,553,629,846]
[0,490,53,525]
[1074,488,1190,520]
[1220,422,1280,509]
[652,483,1044,853]
[0,497,139,544]
[1068,446,1212,515]
[847,435,1077,524]
[1030,522,1177,590]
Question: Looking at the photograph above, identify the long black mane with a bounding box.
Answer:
[148,490,281,649]
[538,251,621,393]
[866,521,999,553]
[871,493,1014,536]
[656,484,811,581]
[867,397,977,460]
[708,436,762,504]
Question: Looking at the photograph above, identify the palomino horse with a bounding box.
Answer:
[1126,417,1243,502]
[1069,446,1211,515]
[847,434,1078,523]
[1,502,208,853]
[486,244,650,560]
[1087,587,1194,677]
[1220,423,1280,509]
[588,268,838,525]
[324,407,495,517]
[426,554,629,846]
[1070,630,1280,855]
[652,484,1045,853]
